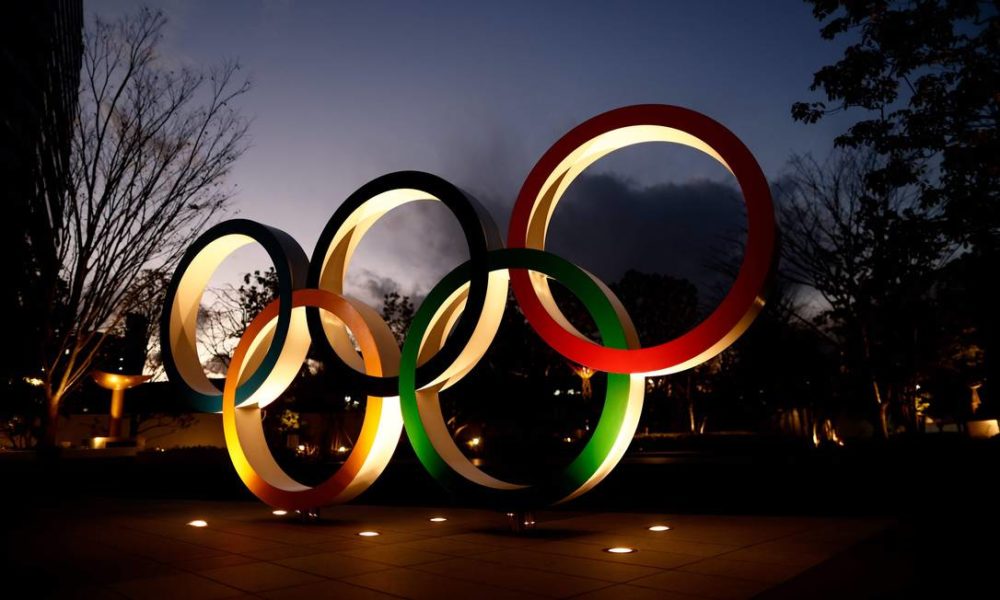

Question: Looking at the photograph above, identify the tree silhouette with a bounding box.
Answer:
[793,0,1000,432]
[777,149,948,436]
[30,8,250,447]
[236,268,281,337]
[610,270,703,431]
[793,0,999,248]
[380,291,415,347]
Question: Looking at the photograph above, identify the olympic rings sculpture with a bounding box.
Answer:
[160,104,777,510]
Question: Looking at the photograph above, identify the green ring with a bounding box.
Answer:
[399,248,642,507]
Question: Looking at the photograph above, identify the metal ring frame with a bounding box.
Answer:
[161,105,777,509]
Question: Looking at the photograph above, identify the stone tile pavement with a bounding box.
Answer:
[0,498,891,599]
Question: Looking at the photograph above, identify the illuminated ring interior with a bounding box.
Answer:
[223,288,403,510]
[160,219,310,413]
[307,171,506,397]
[507,104,777,376]
[399,248,645,507]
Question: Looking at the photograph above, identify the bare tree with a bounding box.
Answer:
[37,8,250,446]
[777,150,948,437]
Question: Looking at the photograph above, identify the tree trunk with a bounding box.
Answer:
[872,379,890,439]
[686,373,697,434]
[909,391,921,433]
[878,401,891,439]
[42,388,62,449]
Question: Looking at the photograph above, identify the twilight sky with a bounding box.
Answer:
[91,0,852,310]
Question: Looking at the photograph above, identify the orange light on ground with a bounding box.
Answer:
[272,510,288,516]
[604,547,636,554]
[648,525,671,532]
[187,520,208,528]
[357,531,380,537]
[429,517,447,522]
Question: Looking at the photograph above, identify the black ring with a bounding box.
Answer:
[306,171,502,397]
[160,219,309,412]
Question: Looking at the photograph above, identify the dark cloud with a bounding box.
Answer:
[342,172,747,314]
[342,200,468,308]
[348,268,403,302]
[546,173,745,302]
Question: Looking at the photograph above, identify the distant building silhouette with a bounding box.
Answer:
[94,313,151,376]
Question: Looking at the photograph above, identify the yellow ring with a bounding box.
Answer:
[222,288,402,510]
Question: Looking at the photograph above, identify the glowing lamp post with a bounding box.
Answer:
[570,364,596,399]
[91,371,151,439]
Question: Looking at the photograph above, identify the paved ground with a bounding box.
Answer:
[1,498,892,599]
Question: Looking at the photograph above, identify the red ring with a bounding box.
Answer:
[507,104,776,374]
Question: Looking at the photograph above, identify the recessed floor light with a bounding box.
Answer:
[187,520,208,528]
[604,546,636,554]
[272,510,288,516]
[357,531,380,537]
[648,525,671,532]
[429,517,447,522]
